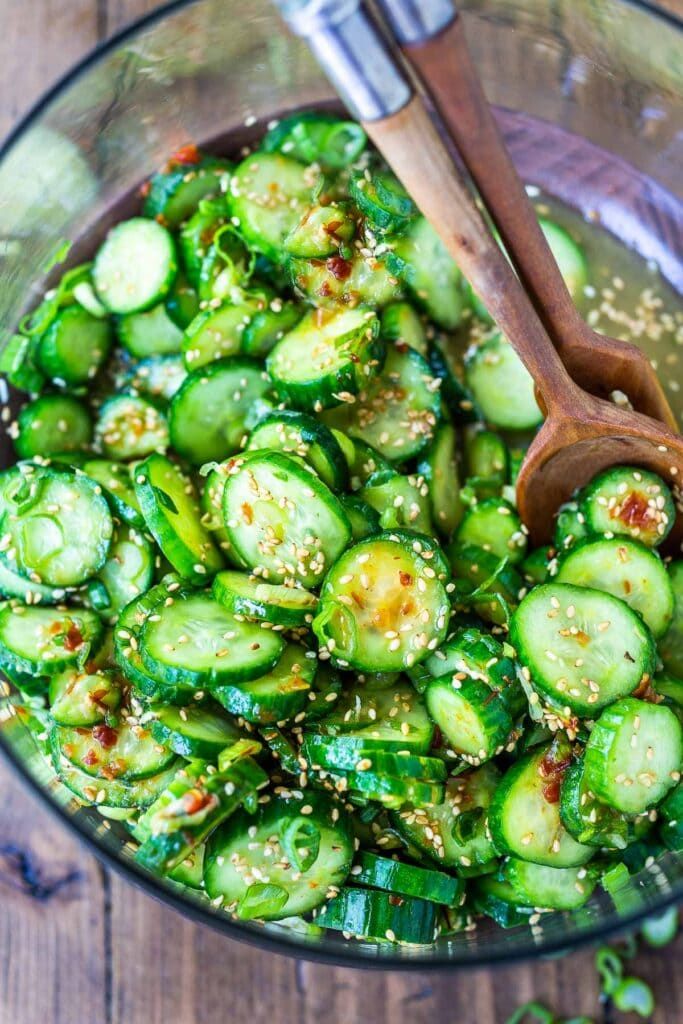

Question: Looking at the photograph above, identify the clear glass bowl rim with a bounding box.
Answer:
[0,0,682,969]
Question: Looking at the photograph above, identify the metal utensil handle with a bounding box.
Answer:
[373,0,456,45]
[272,0,411,121]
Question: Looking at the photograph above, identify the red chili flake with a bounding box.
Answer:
[323,219,343,235]
[101,760,125,781]
[612,492,651,529]
[538,747,572,804]
[318,281,333,298]
[241,502,254,525]
[92,724,118,749]
[399,571,413,587]
[388,894,404,907]
[90,689,109,704]
[83,749,99,767]
[325,256,353,281]
[542,779,562,804]
[63,624,84,652]
[168,143,201,167]
[182,788,212,815]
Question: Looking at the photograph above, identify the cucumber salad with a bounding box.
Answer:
[1,112,682,947]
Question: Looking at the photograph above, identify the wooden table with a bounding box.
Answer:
[1,3,682,1022]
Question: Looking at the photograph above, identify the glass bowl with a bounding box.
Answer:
[0,0,681,968]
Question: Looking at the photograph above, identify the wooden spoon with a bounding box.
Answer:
[274,0,683,545]
[374,0,679,432]
[364,97,683,544]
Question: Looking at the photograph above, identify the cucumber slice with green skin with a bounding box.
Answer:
[556,536,674,638]
[168,844,205,889]
[113,575,183,696]
[150,701,240,758]
[302,737,446,781]
[143,153,231,228]
[283,202,355,258]
[95,394,169,460]
[522,546,552,586]
[584,698,682,815]
[258,724,302,775]
[359,471,433,536]
[538,218,588,300]
[425,674,512,763]
[0,463,113,587]
[553,500,589,553]
[204,791,354,919]
[182,299,256,370]
[262,113,367,168]
[199,466,245,566]
[428,336,478,423]
[51,716,175,782]
[349,169,417,233]
[14,395,93,460]
[91,523,155,620]
[580,466,675,548]
[48,667,122,727]
[116,302,184,358]
[212,570,318,627]
[94,218,177,315]
[139,589,284,690]
[137,755,268,876]
[0,333,46,394]
[454,498,527,565]
[380,302,428,358]
[417,423,463,539]
[384,217,465,329]
[335,769,444,809]
[165,269,200,330]
[124,355,187,403]
[502,857,596,911]
[353,852,461,906]
[471,875,535,929]
[0,557,69,605]
[344,439,393,491]
[308,682,434,753]
[653,675,683,724]
[55,757,181,809]
[659,782,683,851]
[315,886,437,944]
[465,332,543,430]
[37,303,113,385]
[391,766,500,869]
[247,410,348,491]
[314,536,450,673]
[179,196,230,285]
[240,297,303,358]
[82,459,144,528]
[222,451,351,588]
[288,252,398,311]
[134,453,223,583]
[559,756,648,850]
[510,582,657,717]
[378,528,451,583]
[210,643,315,724]
[228,152,317,263]
[322,346,441,463]
[464,428,509,484]
[169,357,271,465]
[447,542,524,626]
[426,628,524,722]
[339,495,381,541]
[489,738,594,867]
[267,307,382,413]
[660,562,683,677]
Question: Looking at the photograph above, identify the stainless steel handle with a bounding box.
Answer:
[373,0,456,45]
[272,0,412,121]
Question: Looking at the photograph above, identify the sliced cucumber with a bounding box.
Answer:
[15,395,93,460]
[556,536,673,638]
[315,886,437,944]
[246,409,348,490]
[169,357,271,465]
[289,251,398,310]
[82,459,144,528]
[262,113,366,168]
[51,718,175,782]
[37,303,113,385]
[267,307,382,412]
[385,217,465,329]
[91,523,155,619]
[359,471,433,536]
[139,589,284,689]
[538,218,588,300]
[182,299,256,370]
[210,642,315,724]
[428,335,478,423]
[124,355,187,403]
[353,851,461,906]
[417,423,463,539]
[454,498,527,565]
[49,667,122,727]
[134,453,223,583]
[150,701,239,758]
[502,858,596,911]
[580,466,675,548]
[0,605,103,677]
[95,394,169,460]
[314,536,449,672]
[308,682,434,754]
[660,561,683,677]
[465,332,543,431]
[283,202,355,258]
[559,755,647,850]
[116,302,184,358]
[212,570,317,627]
[510,582,657,717]
[143,153,231,228]
[222,450,351,588]
[94,218,177,315]
[448,542,524,626]
[380,302,428,358]
[55,757,181,809]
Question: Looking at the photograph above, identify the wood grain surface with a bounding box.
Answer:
[0,3,682,1024]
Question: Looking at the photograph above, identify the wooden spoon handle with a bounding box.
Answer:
[363,96,578,411]
[401,17,585,352]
